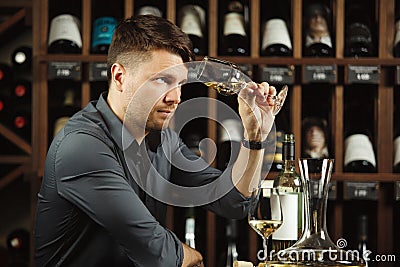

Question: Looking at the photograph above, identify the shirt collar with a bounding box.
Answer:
[96,92,140,151]
[95,92,164,153]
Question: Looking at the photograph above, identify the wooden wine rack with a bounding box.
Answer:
[0,0,389,266]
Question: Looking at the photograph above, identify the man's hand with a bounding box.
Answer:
[237,81,276,141]
[181,243,204,267]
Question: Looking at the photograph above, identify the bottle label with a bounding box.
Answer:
[344,134,376,167]
[261,19,292,51]
[272,193,299,240]
[179,5,204,38]
[394,20,400,47]
[48,14,82,48]
[185,217,196,248]
[394,136,400,167]
[91,17,117,48]
[223,13,246,37]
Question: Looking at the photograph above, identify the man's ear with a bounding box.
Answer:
[111,63,125,92]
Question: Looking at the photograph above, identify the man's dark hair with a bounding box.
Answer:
[107,15,194,82]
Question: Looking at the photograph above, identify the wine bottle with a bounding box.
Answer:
[357,214,369,266]
[267,130,284,172]
[184,207,196,248]
[261,0,292,57]
[11,79,32,101]
[344,87,377,173]
[53,88,79,138]
[344,1,375,57]
[6,228,30,262]
[303,3,333,57]
[394,5,400,57]
[272,133,303,254]
[91,16,117,54]
[218,119,243,170]
[11,46,32,71]
[225,219,239,267]
[7,80,32,141]
[219,0,249,56]
[48,14,82,54]
[135,1,163,17]
[177,3,207,56]
[0,63,13,88]
[301,116,329,159]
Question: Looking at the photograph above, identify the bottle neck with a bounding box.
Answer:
[281,141,296,172]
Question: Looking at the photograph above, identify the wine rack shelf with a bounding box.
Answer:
[27,0,400,266]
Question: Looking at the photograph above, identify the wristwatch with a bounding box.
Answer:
[241,138,268,150]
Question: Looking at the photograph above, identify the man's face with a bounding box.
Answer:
[122,50,188,133]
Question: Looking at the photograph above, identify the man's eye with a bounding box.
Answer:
[154,77,169,84]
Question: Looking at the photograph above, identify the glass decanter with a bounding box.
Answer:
[267,158,366,267]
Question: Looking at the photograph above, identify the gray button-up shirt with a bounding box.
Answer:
[34,92,250,267]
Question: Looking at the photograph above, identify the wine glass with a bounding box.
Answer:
[248,181,283,263]
[196,56,288,115]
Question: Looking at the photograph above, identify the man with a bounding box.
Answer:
[34,15,276,267]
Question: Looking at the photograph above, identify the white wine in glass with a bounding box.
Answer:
[248,181,283,262]
[197,56,288,115]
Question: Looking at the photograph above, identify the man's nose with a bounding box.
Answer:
[164,86,181,104]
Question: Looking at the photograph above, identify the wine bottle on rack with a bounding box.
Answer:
[219,0,249,56]
[10,107,31,142]
[394,5,400,57]
[135,1,163,17]
[301,116,329,159]
[261,0,292,57]
[357,214,369,266]
[272,133,302,254]
[6,228,30,265]
[91,16,117,54]
[48,14,82,54]
[218,119,243,170]
[12,79,32,101]
[11,46,32,71]
[8,79,32,141]
[303,2,333,57]
[224,219,239,267]
[177,3,207,56]
[344,1,375,57]
[185,207,196,248]
[53,88,79,138]
[344,87,377,173]
[267,130,284,172]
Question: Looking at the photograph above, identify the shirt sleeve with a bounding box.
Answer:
[54,132,183,267]
[169,134,251,219]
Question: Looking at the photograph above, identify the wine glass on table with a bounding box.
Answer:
[248,180,283,263]
[195,56,288,115]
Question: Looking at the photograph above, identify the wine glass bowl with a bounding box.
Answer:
[196,56,288,115]
[248,181,283,262]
